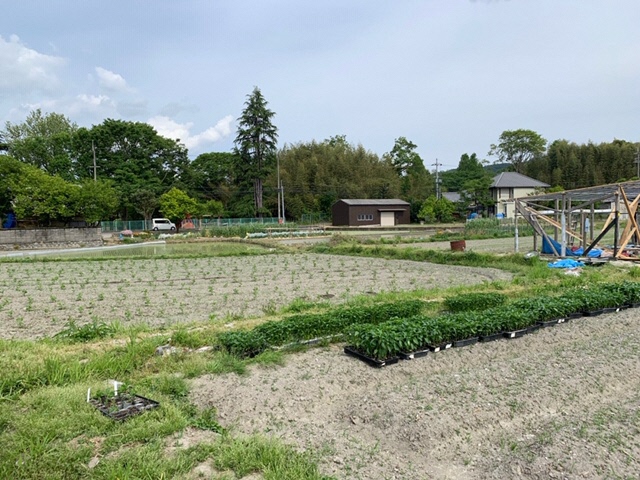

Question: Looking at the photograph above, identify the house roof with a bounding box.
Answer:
[442,192,461,203]
[490,172,550,189]
[337,199,410,206]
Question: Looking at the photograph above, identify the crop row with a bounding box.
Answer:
[346,281,640,360]
[218,299,425,357]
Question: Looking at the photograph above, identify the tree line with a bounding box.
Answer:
[1,93,638,227]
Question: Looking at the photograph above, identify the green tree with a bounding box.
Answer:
[489,129,547,174]
[159,187,198,230]
[9,166,77,225]
[441,153,489,192]
[383,137,433,221]
[72,119,190,219]
[1,109,78,180]
[418,196,455,223]
[0,155,25,213]
[130,189,159,225]
[274,137,400,219]
[187,152,239,208]
[234,87,278,217]
[2,157,118,226]
[201,199,225,218]
[460,176,495,217]
[72,180,119,225]
[386,137,421,176]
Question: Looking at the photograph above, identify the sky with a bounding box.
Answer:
[1,0,639,171]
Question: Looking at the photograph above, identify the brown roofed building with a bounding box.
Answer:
[332,199,410,226]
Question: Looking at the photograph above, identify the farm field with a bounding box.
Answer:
[191,308,640,479]
[1,243,639,480]
[0,253,512,340]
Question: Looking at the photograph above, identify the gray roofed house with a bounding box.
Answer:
[442,192,461,203]
[490,172,549,189]
[490,172,549,218]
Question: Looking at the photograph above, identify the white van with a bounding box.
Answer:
[151,218,176,231]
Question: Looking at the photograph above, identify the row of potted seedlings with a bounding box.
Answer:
[344,281,640,367]
[217,299,426,357]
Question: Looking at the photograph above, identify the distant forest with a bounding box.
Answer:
[522,139,639,190]
[1,107,638,223]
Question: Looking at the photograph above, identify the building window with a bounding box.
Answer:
[357,214,373,221]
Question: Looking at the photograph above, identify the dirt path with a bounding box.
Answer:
[191,309,640,480]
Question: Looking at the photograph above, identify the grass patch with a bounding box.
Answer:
[307,241,541,276]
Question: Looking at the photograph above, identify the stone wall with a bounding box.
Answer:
[0,227,103,251]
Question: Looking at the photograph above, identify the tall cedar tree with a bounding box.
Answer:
[234,87,278,217]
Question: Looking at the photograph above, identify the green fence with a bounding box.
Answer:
[100,217,281,233]
[299,213,330,225]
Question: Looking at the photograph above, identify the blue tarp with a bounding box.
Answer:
[542,237,577,255]
[541,237,602,258]
[2,213,16,229]
[571,247,602,258]
[548,259,585,268]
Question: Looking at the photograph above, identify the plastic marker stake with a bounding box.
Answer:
[87,388,91,403]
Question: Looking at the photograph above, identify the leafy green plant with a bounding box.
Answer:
[444,292,507,312]
[54,318,116,342]
[217,330,268,358]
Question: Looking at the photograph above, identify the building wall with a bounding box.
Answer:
[332,201,410,226]
[492,187,538,218]
[0,227,103,251]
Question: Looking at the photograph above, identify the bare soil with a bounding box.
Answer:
[0,253,511,340]
[191,310,640,480]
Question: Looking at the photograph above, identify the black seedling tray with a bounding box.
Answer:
[90,393,159,421]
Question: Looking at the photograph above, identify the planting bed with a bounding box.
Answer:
[191,308,640,480]
[0,253,511,340]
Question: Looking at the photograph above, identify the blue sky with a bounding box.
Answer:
[1,1,639,170]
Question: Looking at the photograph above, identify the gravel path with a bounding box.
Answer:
[191,308,640,479]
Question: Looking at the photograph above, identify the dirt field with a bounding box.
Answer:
[191,309,640,480]
[0,253,512,340]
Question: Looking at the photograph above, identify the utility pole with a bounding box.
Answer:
[635,147,640,179]
[432,158,442,200]
[276,154,281,223]
[91,141,98,182]
[281,183,285,223]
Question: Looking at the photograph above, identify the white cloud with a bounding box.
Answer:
[0,34,66,93]
[148,115,234,150]
[77,93,113,108]
[5,93,116,127]
[94,67,129,92]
